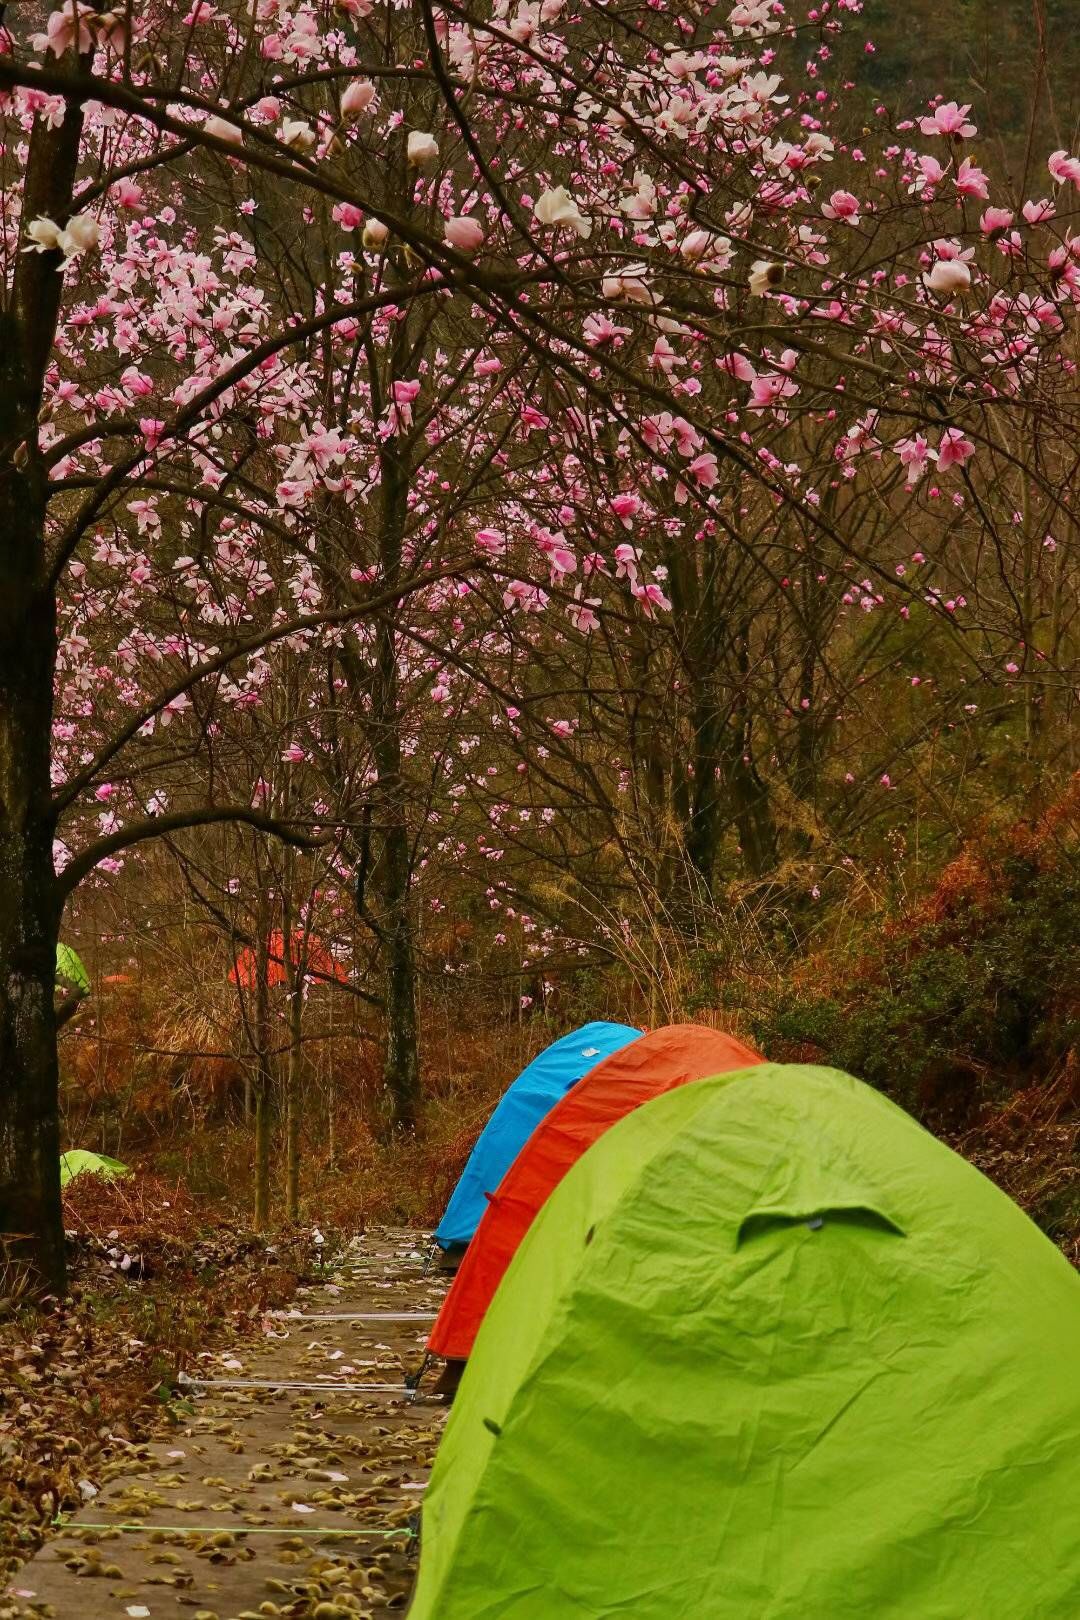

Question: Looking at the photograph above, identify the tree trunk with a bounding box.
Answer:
[254,1072,273,1234]
[0,567,64,1290]
[380,816,421,1130]
[725,625,777,879]
[0,71,86,1291]
[252,906,273,1231]
[285,978,303,1221]
[372,448,420,1133]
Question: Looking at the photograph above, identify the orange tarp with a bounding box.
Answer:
[427,1023,762,1362]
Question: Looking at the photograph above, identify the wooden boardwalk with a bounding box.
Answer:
[7,1231,447,1620]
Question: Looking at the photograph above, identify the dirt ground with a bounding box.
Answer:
[3,1231,449,1620]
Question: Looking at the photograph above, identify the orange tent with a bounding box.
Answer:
[427,1023,762,1363]
[228,929,348,990]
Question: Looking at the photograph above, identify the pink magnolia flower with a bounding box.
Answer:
[1048,150,1080,188]
[894,433,931,487]
[444,215,484,253]
[980,206,1014,237]
[688,452,719,488]
[1022,197,1055,223]
[749,373,799,411]
[936,427,975,470]
[111,179,144,210]
[954,157,989,199]
[537,538,576,579]
[717,351,756,383]
[681,229,714,260]
[821,188,861,224]
[341,79,377,120]
[388,378,420,432]
[918,101,977,139]
[671,416,701,457]
[139,418,166,450]
[281,744,306,763]
[332,202,363,230]
[631,580,673,618]
[502,580,549,613]
[613,543,640,581]
[912,153,945,192]
[44,4,95,56]
[584,312,630,345]
[475,528,506,554]
[568,592,601,633]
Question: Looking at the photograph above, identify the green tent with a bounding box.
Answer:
[55,942,91,994]
[60,1150,128,1188]
[412,1064,1080,1618]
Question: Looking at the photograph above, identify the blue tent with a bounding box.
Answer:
[434,1021,642,1251]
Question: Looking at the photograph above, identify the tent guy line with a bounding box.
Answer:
[271,1310,438,1323]
[53,1518,415,1541]
[177,1373,410,1395]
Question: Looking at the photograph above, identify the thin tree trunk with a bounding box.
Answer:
[380,822,421,1129]
[372,448,421,1133]
[254,1072,273,1234]
[285,978,303,1221]
[252,901,273,1231]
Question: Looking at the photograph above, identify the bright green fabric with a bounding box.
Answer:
[413,1064,1080,1619]
[60,1149,129,1188]
[56,942,91,994]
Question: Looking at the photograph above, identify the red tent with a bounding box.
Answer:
[427,1023,762,1362]
[228,929,349,990]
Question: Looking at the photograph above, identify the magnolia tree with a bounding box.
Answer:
[0,0,1078,1286]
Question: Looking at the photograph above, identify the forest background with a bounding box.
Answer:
[0,0,1077,1287]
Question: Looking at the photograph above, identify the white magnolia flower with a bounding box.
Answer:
[407,130,440,167]
[924,258,971,295]
[281,118,317,152]
[748,258,784,296]
[24,212,101,268]
[58,213,100,258]
[203,114,243,145]
[533,185,592,239]
[363,217,390,250]
[23,216,63,253]
[601,263,656,305]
